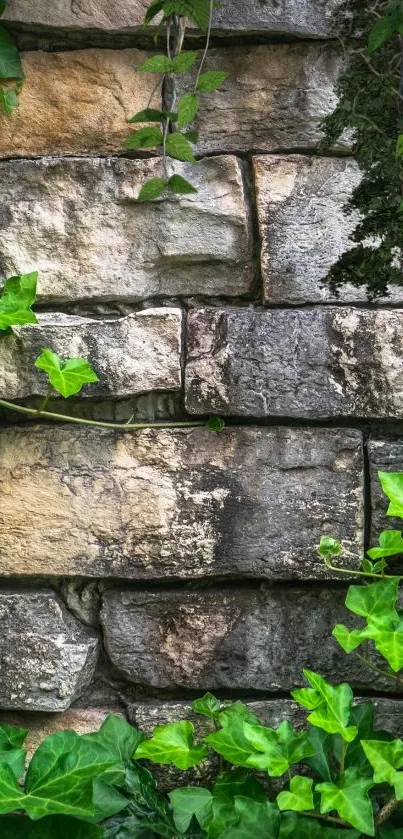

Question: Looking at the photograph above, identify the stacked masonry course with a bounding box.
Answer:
[1,0,403,765]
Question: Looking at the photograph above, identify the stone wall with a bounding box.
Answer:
[1,0,403,751]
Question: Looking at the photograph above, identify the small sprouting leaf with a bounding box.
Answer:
[207,415,225,432]
[318,535,342,559]
[35,349,99,398]
[0,271,38,330]
[317,768,374,835]
[367,530,403,559]
[332,625,365,654]
[166,131,196,162]
[196,70,229,92]
[139,55,173,73]
[125,126,163,149]
[137,177,167,201]
[177,92,199,129]
[191,692,221,719]
[168,174,198,194]
[169,787,213,833]
[243,720,314,777]
[0,26,24,79]
[277,776,314,813]
[362,739,403,799]
[135,721,209,770]
[171,51,199,73]
[291,670,357,743]
[128,108,168,123]
[0,86,18,114]
[378,472,403,518]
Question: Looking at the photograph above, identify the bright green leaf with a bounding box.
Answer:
[165,131,196,162]
[277,776,314,813]
[219,796,280,839]
[317,768,374,835]
[169,787,212,833]
[345,576,399,619]
[0,724,28,751]
[168,174,198,194]
[191,692,221,720]
[291,670,357,743]
[125,126,163,149]
[177,92,199,128]
[137,178,167,201]
[0,86,18,114]
[318,536,342,560]
[0,271,38,330]
[362,738,403,799]
[368,530,403,560]
[196,71,229,92]
[139,55,173,73]
[332,624,366,653]
[204,716,257,767]
[171,51,199,73]
[243,721,314,777]
[0,749,26,781]
[0,26,23,79]
[0,764,26,814]
[306,725,334,782]
[35,349,99,398]
[135,721,208,770]
[128,108,173,123]
[83,714,144,764]
[379,472,403,518]
[163,0,210,29]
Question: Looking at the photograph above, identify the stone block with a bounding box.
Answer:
[0,426,362,579]
[185,308,403,419]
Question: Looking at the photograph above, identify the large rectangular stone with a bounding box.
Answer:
[0,156,252,304]
[368,439,403,540]
[0,591,98,711]
[185,308,403,419]
[0,44,342,157]
[4,0,340,39]
[0,426,363,579]
[101,587,392,691]
[0,310,182,399]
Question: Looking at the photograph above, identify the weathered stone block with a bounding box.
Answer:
[185,308,403,419]
[0,310,182,399]
[0,44,342,157]
[0,591,98,711]
[4,0,340,39]
[0,426,362,579]
[0,157,252,304]
[368,439,403,538]
[254,155,366,304]
[101,587,391,691]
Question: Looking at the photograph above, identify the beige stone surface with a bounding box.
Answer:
[0,156,252,303]
[0,708,119,760]
[0,44,342,157]
[0,426,362,579]
[0,310,182,399]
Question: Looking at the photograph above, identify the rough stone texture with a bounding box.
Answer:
[0,592,99,711]
[0,157,252,304]
[0,310,182,399]
[0,45,342,157]
[254,155,367,304]
[368,439,403,540]
[186,307,403,419]
[4,0,341,38]
[0,426,363,579]
[0,708,118,759]
[101,587,396,692]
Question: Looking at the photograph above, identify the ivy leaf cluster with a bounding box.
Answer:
[322,0,403,298]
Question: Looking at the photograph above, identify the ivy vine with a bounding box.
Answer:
[322,0,403,298]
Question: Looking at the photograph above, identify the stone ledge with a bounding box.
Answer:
[101,587,392,692]
[0,591,98,711]
[0,310,182,398]
[0,426,363,579]
[0,707,120,758]
[0,156,252,304]
[0,44,342,157]
[185,307,403,419]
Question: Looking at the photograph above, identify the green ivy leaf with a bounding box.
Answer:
[169,787,213,833]
[207,415,225,432]
[0,749,26,781]
[0,725,28,751]
[137,178,167,201]
[177,92,199,129]
[35,349,99,398]
[0,271,38,330]
[219,796,280,839]
[317,768,374,835]
[165,132,196,162]
[191,692,221,720]
[168,174,198,194]
[206,771,267,839]
[277,776,314,813]
[332,625,366,654]
[171,51,199,73]
[83,715,144,765]
[243,721,314,777]
[128,108,175,123]
[291,670,357,743]
[0,86,18,114]
[0,26,23,79]
[135,721,209,770]
[196,71,229,92]
[317,536,342,560]
[139,55,173,73]
[367,530,403,560]
[379,472,403,518]
[306,726,334,782]
[362,739,403,799]
[125,126,163,149]
[345,576,399,619]
[279,813,360,838]
[204,717,257,767]
[0,764,28,814]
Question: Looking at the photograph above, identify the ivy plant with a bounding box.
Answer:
[322,0,403,298]
[0,0,23,113]
[126,0,228,200]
